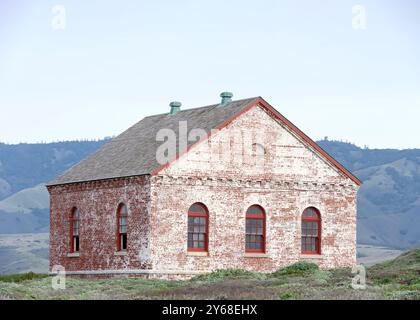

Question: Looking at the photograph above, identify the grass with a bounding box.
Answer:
[0,272,48,283]
[367,249,420,286]
[0,248,419,300]
[191,268,264,282]
[272,262,319,276]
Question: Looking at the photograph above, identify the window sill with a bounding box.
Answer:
[67,252,80,258]
[244,253,269,258]
[114,251,127,256]
[300,254,323,259]
[187,251,209,257]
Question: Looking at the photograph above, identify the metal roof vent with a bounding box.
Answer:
[169,101,181,115]
[220,92,233,106]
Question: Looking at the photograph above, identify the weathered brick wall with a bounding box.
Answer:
[150,105,358,272]
[48,104,358,276]
[165,106,349,184]
[48,176,151,272]
[151,178,357,272]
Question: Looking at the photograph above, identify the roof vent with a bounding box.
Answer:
[169,101,181,115]
[220,92,233,106]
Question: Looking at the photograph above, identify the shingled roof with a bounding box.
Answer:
[48,97,260,186]
[48,96,361,186]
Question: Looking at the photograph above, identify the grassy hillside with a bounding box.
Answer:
[0,249,418,300]
[318,140,420,249]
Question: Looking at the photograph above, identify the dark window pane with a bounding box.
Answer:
[189,203,206,214]
[74,236,79,252]
[121,234,127,250]
[303,207,319,218]
[119,204,128,215]
[187,209,207,251]
[246,205,264,215]
[246,216,264,252]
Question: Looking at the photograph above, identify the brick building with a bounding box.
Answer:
[47,93,361,278]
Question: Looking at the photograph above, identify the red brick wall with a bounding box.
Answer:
[48,104,358,276]
[150,177,357,272]
[48,176,151,272]
[151,105,358,272]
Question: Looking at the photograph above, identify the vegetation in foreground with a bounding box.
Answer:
[0,249,419,300]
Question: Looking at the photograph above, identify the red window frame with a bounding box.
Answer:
[116,203,128,251]
[245,205,266,253]
[69,207,80,253]
[187,203,208,252]
[301,207,321,254]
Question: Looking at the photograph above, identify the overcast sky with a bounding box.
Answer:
[0,0,419,148]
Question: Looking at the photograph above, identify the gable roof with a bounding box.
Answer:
[48,97,361,186]
[48,97,258,186]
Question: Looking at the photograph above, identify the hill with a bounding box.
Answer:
[0,140,107,233]
[318,140,420,249]
[0,140,108,199]
[0,248,418,300]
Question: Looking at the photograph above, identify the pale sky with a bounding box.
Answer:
[0,0,419,148]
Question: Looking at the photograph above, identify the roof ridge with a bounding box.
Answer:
[143,96,260,118]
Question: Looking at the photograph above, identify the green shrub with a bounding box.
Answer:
[0,272,48,283]
[272,262,319,277]
[374,277,392,285]
[279,292,300,300]
[191,269,261,282]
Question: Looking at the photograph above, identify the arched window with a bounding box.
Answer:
[116,203,128,251]
[187,203,208,252]
[301,207,321,254]
[245,205,265,253]
[70,208,80,253]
